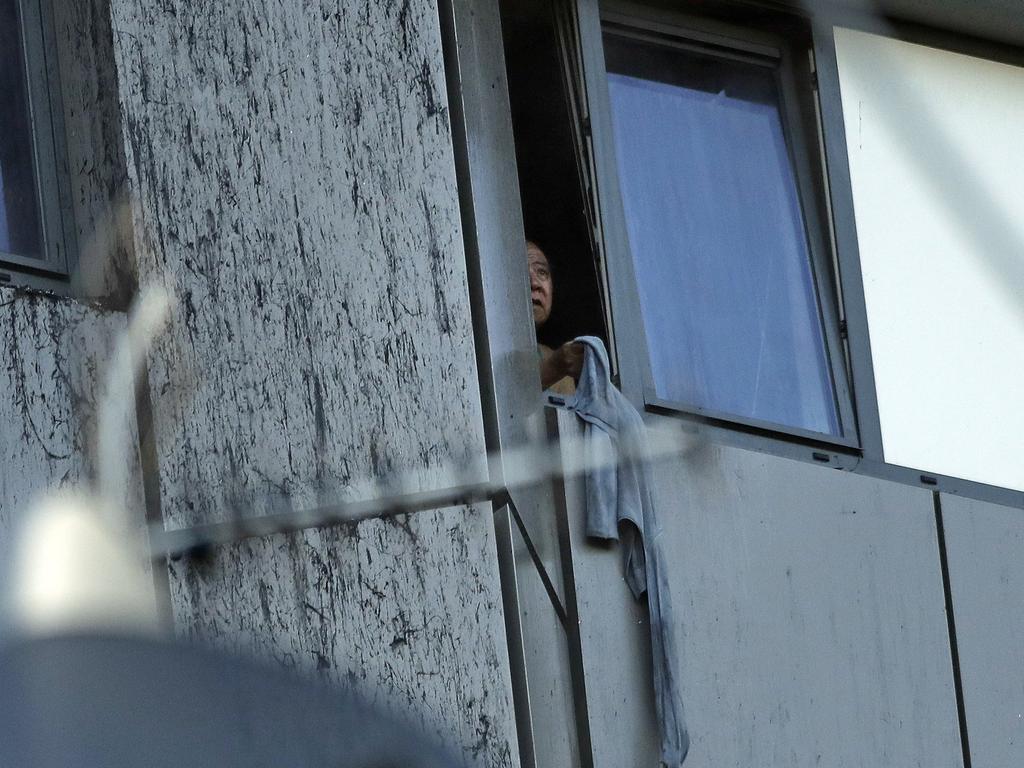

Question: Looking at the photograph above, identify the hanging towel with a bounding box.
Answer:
[567,336,689,767]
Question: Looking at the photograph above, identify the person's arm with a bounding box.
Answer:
[539,341,585,389]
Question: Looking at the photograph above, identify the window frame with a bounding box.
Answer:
[1,0,76,288]
[567,0,1024,507]
[813,7,1024,491]
[579,0,860,450]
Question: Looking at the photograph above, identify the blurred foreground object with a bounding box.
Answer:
[0,634,460,768]
[3,494,160,637]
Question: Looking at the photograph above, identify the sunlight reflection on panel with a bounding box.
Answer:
[835,27,1024,492]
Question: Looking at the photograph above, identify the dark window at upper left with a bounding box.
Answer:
[0,0,44,260]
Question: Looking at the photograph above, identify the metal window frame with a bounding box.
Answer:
[1,0,76,290]
[573,0,1024,507]
[581,0,860,449]
[552,0,623,382]
[812,5,1024,492]
[439,1,599,765]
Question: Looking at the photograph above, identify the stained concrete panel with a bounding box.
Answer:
[556,409,961,768]
[170,503,517,768]
[941,494,1024,768]
[51,0,135,302]
[102,1,515,764]
[108,0,486,529]
[0,290,142,526]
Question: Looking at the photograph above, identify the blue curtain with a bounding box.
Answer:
[607,72,839,436]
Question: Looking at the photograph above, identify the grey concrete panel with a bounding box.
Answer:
[556,410,657,767]
[108,0,487,529]
[555,409,961,768]
[941,494,1024,768]
[0,289,144,532]
[508,508,582,768]
[103,3,516,764]
[169,503,518,768]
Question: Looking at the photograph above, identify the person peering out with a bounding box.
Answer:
[527,239,584,395]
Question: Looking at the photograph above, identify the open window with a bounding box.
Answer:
[1,0,74,288]
[500,0,855,444]
[597,6,855,444]
[492,0,1024,501]
[499,0,614,363]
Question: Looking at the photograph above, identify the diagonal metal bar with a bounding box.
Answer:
[148,416,703,560]
[501,492,570,626]
[149,481,497,560]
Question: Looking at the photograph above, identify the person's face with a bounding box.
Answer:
[527,242,553,328]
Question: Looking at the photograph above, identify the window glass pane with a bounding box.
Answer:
[834,28,1024,492]
[604,34,839,435]
[0,0,43,258]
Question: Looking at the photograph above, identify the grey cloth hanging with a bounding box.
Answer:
[566,336,689,767]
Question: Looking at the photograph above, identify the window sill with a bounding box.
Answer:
[0,256,75,297]
[545,391,1023,508]
[643,391,861,452]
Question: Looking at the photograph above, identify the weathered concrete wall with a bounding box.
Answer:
[52,0,135,302]
[104,0,516,764]
[0,289,140,530]
[110,0,485,527]
[172,504,514,768]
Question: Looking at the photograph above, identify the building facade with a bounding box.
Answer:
[1,1,1022,766]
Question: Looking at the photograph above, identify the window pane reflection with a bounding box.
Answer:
[604,34,839,435]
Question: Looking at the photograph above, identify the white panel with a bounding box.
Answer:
[834,27,1024,492]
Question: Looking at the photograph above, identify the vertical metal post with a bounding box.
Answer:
[436,0,578,765]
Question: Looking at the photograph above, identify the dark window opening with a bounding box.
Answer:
[500,0,612,356]
[1,0,44,260]
[0,0,74,288]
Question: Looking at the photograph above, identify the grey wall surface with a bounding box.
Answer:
[171,503,515,768]
[51,0,135,302]
[941,494,1024,768]
[102,0,517,764]
[554,409,962,768]
[0,0,141,516]
[0,289,140,528]
[108,0,487,528]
